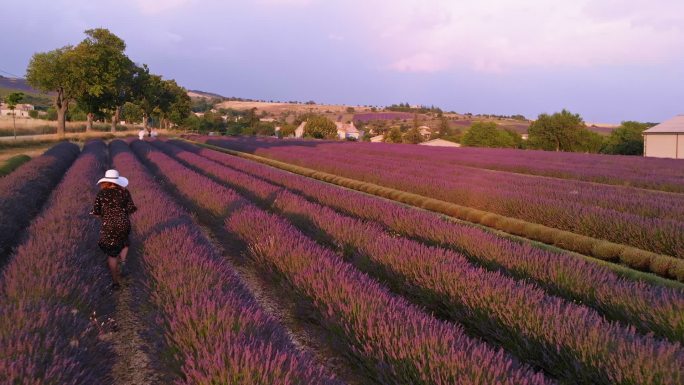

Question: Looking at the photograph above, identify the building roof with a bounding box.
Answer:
[418,138,462,147]
[643,115,684,134]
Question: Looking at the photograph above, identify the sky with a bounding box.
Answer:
[3,0,684,123]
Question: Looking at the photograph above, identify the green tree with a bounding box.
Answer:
[461,122,518,148]
[501,128,523,148]
[528,109,587,151]
[167,83,192,128]
[4,92,24,140]
[154,79,191,129]
[304,115,337,139]
[129,66,168,132]
[603,121,653,155]
[403,126,424,144]
[578,130,605,153]
[385,127,403,143]
[73,29,133,132]
[434,117,462,143]
[121,102,143,124]
[26,46,84,138]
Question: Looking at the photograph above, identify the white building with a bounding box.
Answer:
[418,126,432,139]
[418,138,462,148]
[0,103,34,118]
[643,115,684,159]
[295,121,364,140]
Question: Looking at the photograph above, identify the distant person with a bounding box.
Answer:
[138,129,145,140]
[90,169,137,291]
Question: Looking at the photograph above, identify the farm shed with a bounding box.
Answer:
[643,115,684,159]
[418,138,462,148]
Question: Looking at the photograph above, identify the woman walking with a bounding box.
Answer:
[91,169,137,290]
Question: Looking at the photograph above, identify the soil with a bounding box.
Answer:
[108,247,168,385]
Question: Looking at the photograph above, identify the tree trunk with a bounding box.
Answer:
[56,107,67,138]
[111,106,120,133]
[86,113,94,132]
[54,89,67,139]
[12,110,16,140]
[143,115,148,130]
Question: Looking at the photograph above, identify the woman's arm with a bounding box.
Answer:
[90,191,103,216]
[125,189,137,214]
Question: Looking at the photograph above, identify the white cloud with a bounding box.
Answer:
[356,0,684,73]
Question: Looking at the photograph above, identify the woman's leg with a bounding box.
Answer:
[119,246,129,265]
[108,256,121,286]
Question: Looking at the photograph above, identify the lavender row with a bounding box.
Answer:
[214,135,684,192]
[203,137,684,258]
[270,190,684,385]
[154,141,684,384]
[0,141,111,383]
[119,140,337,384]
[205,137,684,220]
[0,141,80,260]
[136,140,551,385]
[167,139,684,343]
[349,140,684,192]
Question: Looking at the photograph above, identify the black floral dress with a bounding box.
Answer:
[91,187,137,257]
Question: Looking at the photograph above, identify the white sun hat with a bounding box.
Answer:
[96,169,129,188]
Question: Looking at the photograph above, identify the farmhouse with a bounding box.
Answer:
[295,121,364,140]
[418,126,432,139]
[0,103,34,118]
[643,115,684,159]
[418,138,462,148]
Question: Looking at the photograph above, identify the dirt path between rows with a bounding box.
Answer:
[201,224,373,385]
[109,253,162,385]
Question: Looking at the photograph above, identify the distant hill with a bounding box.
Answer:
[0,76,53,110]
[187,89,227,100]
[0,76,39,93]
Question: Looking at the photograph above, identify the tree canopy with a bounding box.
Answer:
[26,28,191,137]
[403,126,424,144]
[385,127,403,143]
[304,115,337,139]
[461,122,521,148]
[26,46,84,136]
[602,121,654,155]
[528,110,593,152]
[74,28,134,131]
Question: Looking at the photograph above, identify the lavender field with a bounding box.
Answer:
[200,136,684,278]
[1,138,683,385]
